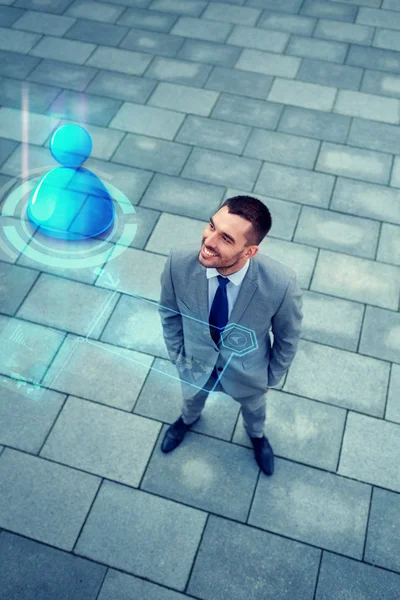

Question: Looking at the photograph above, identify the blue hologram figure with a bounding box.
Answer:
[27,124,115,240]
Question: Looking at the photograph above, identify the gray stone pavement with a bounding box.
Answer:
[0,0,399,598]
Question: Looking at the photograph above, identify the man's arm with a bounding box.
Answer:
[268,272,303,387]
[158,250,184,365]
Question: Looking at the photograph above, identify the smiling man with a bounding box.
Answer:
[158,195,304,476]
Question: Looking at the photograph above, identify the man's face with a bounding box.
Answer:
[198,206,258,276]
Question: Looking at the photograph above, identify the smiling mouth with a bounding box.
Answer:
[202,245,218,258]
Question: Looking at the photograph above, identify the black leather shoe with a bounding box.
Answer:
[250,435,274,475]
[161,415,201,453]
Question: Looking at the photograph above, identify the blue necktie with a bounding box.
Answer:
[209,275,229,346]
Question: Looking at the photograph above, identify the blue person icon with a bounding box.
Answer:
[27,124,115,240]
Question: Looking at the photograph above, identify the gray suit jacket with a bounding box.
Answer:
[158,243,303,399]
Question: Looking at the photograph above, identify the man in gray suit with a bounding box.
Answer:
[158,195,303,476]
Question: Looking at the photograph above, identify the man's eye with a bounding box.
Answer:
[209,222,230,242]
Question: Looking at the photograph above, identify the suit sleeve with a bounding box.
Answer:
[268,272,303,387]
[158,250,184,366]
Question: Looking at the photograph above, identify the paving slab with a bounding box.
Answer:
[0,26,40,53]
[339,411,400,492]
[244,129,320,169]
[255,162,335,207]
[181,147,261,189]
[170,15,233,42]
[374,27,400,53]
[41,395,161,487]
[314,18,374,44]
[27,59,97,92]
[145,56,212,86]
[236,48,301,78]
[0,138,19,168]
[259,237,317,288]
[187,515,320,600]
[14,0,74,13]
[30,36,96,65]
[361,68,400,99]
[42,334,154,410]
[0,107,59,145]
[332,177,400,224]
[0,78,60,114]
[48,89,121,127]
[116,6,178,31]
[386,363,400,423]
[348,118,400,155]
[246,0,304,12]
[356,6,400,29]
[0,448,100,550]
[65,0,125,23]
[120,27,185,57]
[74,479,207,591]
[0,314,65,382]
[150,0,207,17]
[240,389,346,471]
[227,24,289,53]
[13,9,75,35]
[211,93,283,128]
[109,102,185,140]
[86,46,152,75]
[16,274,120,339]
[347,44,400,74]
[141,424,259,521]
[301,0,358,21]
[334,89,400,123]
[285,339,390,417]
[148,81,219,115]
[176,115,251,154]
[205,65,273,99]
[64,18,129,47]
[140,172,224,218]
[390,155,400,188]
[294,205,380,259]
[296,290,364,351]
[85,69,156,102]
[0,262,39,315]
[0,532,105,600]
[315,141,392,185]
[111,133,191,175]
[359,306,400,364]
[286,35,349,63]
[365,487,400,573]
[249,458,370,558]
[0,5,24,25]
[311,249,400,309]
[296,58,363,90]
[268,78,337,111]
[316,552,400,599]
[0,50,40,80]
[99,570,188,600]
[0,377,66,453]
[176,38,241,66]
[258,11,316,35]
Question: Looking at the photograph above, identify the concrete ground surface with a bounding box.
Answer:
[0,0,399,598]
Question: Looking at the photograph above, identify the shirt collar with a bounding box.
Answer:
[205,258,250,286]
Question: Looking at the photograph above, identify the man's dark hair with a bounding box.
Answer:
[218,195,272,248]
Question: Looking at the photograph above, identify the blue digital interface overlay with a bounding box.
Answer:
[27,124,115,240]
[0,278,258,401]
